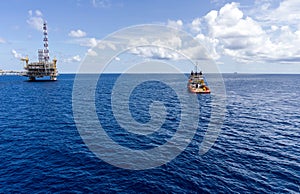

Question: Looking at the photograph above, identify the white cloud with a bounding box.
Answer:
[195,33,220,60]
[189,18,202,33]
[87,48,98,56]
[260,0,300,25]
[167,19,183,30]
[27,9,44,31]
[115,57,120,61]
[87,49,98,56]
[35,10,43,17]
[64,55,81,63]
[153,36,182,49]
[72,55,81,62]
[11,49,23,59]
[205,3,264,39]
[125,34,183,60]
[102,41,117,50]
[189,1,300,63]
[130,46,181,60]
[210,0,227,6]
[197,2,266,61]
[127,37,149,46]
[70,25,212,65]
[87,38,100,47]
[92,0,111,8]
[271,25,278,31]
[69,29,87,38]
[72,37,100,47]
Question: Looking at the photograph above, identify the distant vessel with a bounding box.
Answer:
[187,64,210,94]
[21,21,58,81]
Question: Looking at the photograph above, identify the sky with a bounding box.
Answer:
[0,0,300,73]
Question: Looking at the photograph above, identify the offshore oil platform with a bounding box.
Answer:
[21,21,58,81]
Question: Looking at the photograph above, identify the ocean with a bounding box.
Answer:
[0,74,299,193]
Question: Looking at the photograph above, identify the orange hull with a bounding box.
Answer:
[188,85,211,94]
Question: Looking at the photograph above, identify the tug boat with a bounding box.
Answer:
[187,70,210,94]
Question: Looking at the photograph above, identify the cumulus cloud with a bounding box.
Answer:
[167,19,183,30]
[70,1,300,64]
[70,36,119,55]
[87,48,98,56]
[27,9,44,31]
[64,55,81,63]
[130,46,181,60]
[11,49,23,59]
[257,0,300,25]
[68,29,87,38]
[203,2,268,61]
[205,3,264,41]
[191,1,300,63]
[72,37,100,47]
[124,34,183,60]
[189,18,202,33]
[122,35,182,60]
[87,38,100,47]
[195,33,220,60]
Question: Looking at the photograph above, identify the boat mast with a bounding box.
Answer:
[194,61,199,73]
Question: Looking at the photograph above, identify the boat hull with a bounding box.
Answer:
[188,85,211,94]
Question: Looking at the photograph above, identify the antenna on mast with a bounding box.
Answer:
[194,61,199,73]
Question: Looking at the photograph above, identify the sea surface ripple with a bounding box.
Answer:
[0,74,299,193]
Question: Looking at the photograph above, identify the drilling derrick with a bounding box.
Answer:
[21,21,58,81]
[43,22,50,62]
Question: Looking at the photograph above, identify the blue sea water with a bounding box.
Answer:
[0,74,299,193]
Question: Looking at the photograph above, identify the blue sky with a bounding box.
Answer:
[0,0,300,73]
